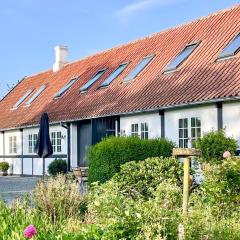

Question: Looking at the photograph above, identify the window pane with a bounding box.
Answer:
[165,43,198,72]
[196,118,201,127]
[184,119,188,128]
[218,33,240,59]
[80,69,106,92]
[197,128,201,138]
[191,117,196,127]
[179,129,183,138]
[184,129,188,138]
[124,55,154,82]
[13,90,33,109]
[191,128,196,138]
[26,85,47,105]
[101,63,128,87]
[184,139,188,148]
[179,139,183,148]
[179,119,183,128]
[55,78,77,98]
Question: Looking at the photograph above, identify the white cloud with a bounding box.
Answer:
[116,0,185,22]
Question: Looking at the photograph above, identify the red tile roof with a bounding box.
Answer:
[1,5,240,130]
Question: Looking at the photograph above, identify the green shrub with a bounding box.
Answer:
[32,174,85,223]
[48,159,67,176]
[195,130,237,163]
[200,157,240,214]
[0,161,9,172]
[88,136,175,183]
[113,157,183,198]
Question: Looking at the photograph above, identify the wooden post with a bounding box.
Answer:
[183,157,190,214]
[172,148,201,215]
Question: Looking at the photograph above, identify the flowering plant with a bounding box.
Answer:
[24,225,37,239]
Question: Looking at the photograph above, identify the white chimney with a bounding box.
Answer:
[53,45,68,72]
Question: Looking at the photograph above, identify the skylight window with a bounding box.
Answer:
[80,68,106,92]
[12,90,33,109]
[54,77,78,98]
[25,85,46,106]
[218,33,240,59]
[124,55,154,82]
[101,63,128,87]
[164,43,199,73]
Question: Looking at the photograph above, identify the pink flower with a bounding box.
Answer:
[24,225,37,239]
[223,151,231,159]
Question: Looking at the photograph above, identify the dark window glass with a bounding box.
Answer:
[26,85,46,105]
[101,63,128,87]
[54,78,78,98]
[124,55,154,82]
[164,43,198,72]
[80,69,106,92]
[13,90,33,109]
[218,33,240,59]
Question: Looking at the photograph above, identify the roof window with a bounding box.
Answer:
[54,77,78,98]
[26,85,46,106]
[12,89,33,109]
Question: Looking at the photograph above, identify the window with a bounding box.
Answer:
[9,136,17,154]
[191,117,201,147]
[131,124,139,137]
[51,132,62,153]
[218,33,240,59]
[28,134,38,153]
[54,77,78,98]
[26,85,46,106]
[164,43,199,73]
[80,69,106,92]
[179,118,188,148]
[141,122,149,139]
[124,55,154,82]
[101,63,128,87]
[12,90,33,109]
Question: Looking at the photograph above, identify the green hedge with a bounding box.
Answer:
[88,136,175,184]
[195,130,237,164]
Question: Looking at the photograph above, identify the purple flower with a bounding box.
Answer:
[24,225,37,239]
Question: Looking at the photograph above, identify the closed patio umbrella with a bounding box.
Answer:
[34,113,53,158]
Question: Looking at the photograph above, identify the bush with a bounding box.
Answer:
[48,159,67,176]
[113,157,183,198]
[195,130,237,163]
[0,161,9,172]
[32,174,85,222]
[88,136,175,183]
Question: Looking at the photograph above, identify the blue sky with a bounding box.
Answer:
[0,0,239,99]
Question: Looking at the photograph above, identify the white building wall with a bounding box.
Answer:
[165,105,218,146]
[120,112,161,138]
[70,123,78,168]
[0,132,3,155]
[223,102,240,145]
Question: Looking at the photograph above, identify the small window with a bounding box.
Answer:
[51,131,62,153]
[131,124,139,137]
[101,63,128,87]
[218,33,240,59]
[54,77,78,98]
[9,136,17,154]
[179,118,188,148]
[26,85,46,106]
[190,117,201,147]
[28,134,38,153]
[141,122,148,139]
[12,90,33,109]
[164,43,199,73]
[80,69,106,92]
[124,55,154,82]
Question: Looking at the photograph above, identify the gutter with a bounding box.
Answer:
[1,96,240,131]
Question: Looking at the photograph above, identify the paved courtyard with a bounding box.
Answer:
[0,176,40,204]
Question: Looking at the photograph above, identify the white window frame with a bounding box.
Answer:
[51,131,62,153]
[28,134,38,153]
[141,122,149,139]
[131,123,139,137]
[9,136,17,154]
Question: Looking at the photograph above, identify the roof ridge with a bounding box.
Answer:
[69,4,240,65]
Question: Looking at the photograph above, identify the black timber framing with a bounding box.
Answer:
[159,110,165,138]
[216,102,223,130]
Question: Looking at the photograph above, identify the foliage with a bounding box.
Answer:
[199,157,240,215]
[0,161,10,171]
[112,157,183,198]
[88,136,175,184]
[48,159,67,176]
[32,174,86,223]
[195,130,237,164]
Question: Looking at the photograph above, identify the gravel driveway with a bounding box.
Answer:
[0,176,40,204]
